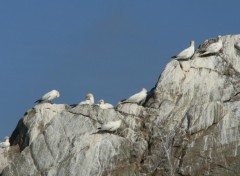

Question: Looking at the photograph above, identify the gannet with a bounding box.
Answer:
[0,136,10,150]
[79,93,94,105]
[97,99,114,109]
[119,88,147,104]
[94,120,122,133]
[200,36,223,56]
[172,40,195,60]
[35,90,60,104]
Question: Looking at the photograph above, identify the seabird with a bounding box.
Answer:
[94,120,122,133]
[119,88,147,105]
[97,99,114,109]
[200,36,223,56]
[0,136,10,150]
[35,90,60,104]
[172,40,195,60]
[79,93,94,105]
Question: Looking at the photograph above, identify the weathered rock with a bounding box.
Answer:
[0,149,8,174]
[145,34,240,176]
[1,34,240,176]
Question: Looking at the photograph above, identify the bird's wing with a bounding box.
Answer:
[79,100,90,105]
[105,103,114,108]
[79,101,86,105]
[206,43,217,51]
[126,93,141,102]
[42,91,53,101]
[177,47,190,58]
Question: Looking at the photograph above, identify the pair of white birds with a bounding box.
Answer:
[34,88,148,133]
[77,93,114,109]
[172,36,223,60]
[0,136,10,151]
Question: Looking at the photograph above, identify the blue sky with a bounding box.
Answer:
[0,1,239,140]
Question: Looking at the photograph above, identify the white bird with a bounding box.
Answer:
[119,88,147,104]
[0,136,10,150]
[97,99,114,109]
[200,36,223,56]
[79,93,94,105]
[35,90,60,104]
[172,40,195,60]
[94,120,122,133]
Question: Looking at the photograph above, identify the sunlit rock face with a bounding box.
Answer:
[1,34,240,176]
[145,34,240,176]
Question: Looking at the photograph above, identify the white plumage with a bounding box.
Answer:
[96,120,122,132]
[79,93,94,105]
[200,36,223,56]
[0,136,10,150]
[172,40,195,60]
[97,99,114,109]
[35,90,60,104]
[119,88,147,104]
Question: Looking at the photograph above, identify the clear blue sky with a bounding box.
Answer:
[0,1,239,140]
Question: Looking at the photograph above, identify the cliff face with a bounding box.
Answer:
[1,34,240,176]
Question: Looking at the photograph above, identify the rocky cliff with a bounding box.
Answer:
[1,34,240,176]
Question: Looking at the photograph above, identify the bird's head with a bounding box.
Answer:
[190,40,195,46]
[5,136,9,141]
[86,93,94,100]
[142,88,148,93]
[52,90,60,98]
[57,91,60,98]
[217,35,222,40]
[98,99,104,104]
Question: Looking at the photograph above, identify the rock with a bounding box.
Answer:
[0,149,8,173]
[145,34,240,176]
[1,34,240,176]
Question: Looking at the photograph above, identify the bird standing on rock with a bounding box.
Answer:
[200,36,223,56]
[79,93,94,105]
[0,136,10,151]
[172,40,195,60]
[97,99,114,109]
[93,120,122,134]
[35,90,60,104]
[119,88,147,105]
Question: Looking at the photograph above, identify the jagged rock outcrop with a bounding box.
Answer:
[1,34,240,176]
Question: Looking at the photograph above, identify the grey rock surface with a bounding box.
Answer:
[1,34,240,176]
[0,149,8,173]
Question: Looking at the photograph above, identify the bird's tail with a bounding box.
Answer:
[199,51,209,57]
[34,99,42,104]
[118,99,128,105]
[90,132,97,135]
[91,130,109,135]
[171,56,177,59]
[91,130,100,135]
